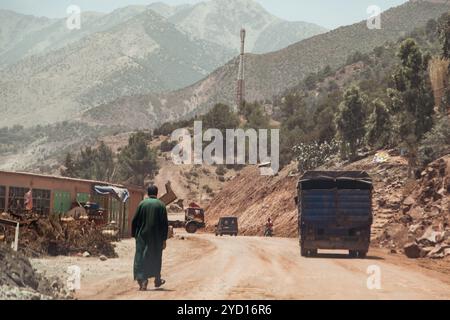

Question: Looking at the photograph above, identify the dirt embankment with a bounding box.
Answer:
[205,152,450,260]
[205,154,411,238]
[205,164,298,237]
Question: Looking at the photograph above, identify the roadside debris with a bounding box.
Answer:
[2,213,117,258]
[376,155,450,259]
[0,244,72,300]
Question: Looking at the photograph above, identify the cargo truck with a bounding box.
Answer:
[296,171,373,258]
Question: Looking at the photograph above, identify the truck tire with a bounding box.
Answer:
[185,222,197,234]
[349,250,367,258]
[357,250,368,259]
[301,248,317,257]
[300,246,307,257]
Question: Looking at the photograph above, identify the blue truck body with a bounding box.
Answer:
[297,171,373,258]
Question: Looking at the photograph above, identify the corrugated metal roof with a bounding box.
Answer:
[0,170,144,193]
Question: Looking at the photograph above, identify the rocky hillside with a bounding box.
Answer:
[205,163,299,237]
[0,9,234,127]
[0,0,327,128]
[377,155,450,259]
[85,0,450,130]
[0,0,325,70]
[205,151,450,259]
[164,0,327,53]
[0,8,147,68]
[0,10,56,66]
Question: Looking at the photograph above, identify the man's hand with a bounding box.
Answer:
[163,241,167,250]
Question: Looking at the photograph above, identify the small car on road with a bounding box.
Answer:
[215,217,238,237]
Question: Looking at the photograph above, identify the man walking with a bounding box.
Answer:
[132,185,168,291]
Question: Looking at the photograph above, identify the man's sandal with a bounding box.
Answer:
[138,279,148,291]
[154,279,166,288]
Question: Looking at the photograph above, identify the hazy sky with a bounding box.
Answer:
[0,0,409,29]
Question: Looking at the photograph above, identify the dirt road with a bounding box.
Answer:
[32,233,450,300]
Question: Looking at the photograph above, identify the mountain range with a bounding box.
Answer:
[0,0,328,128]
[82,0,450,130]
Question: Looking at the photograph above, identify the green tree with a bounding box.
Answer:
[202,103,240,130]
[279,126,305,167]
[117,132,159,186]
[61,152,76,178]
[438,13,450,114]
[279,94,305,120]
[244,102,270,129]
[388,39,435,175]
[61,142,115,181]
[365,99,392,149]
[335,86,367,160]
[419,116,450,166]
[439,13,450,59]
[76,146,97,179]
[94,141,115,181]
[278,94,310,166]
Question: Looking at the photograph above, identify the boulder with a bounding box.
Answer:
[418,227,444,245]
[403,196,415,206]
[408,223,423,234]
[419,247,435,258]
[404,242,421,259]
[427,244,450,259]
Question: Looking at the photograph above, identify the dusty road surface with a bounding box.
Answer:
[31,232,450,300]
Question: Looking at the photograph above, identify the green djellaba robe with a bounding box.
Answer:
[132,196,169,280]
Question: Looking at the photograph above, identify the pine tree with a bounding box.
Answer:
[61,152,76,178]
[335,86,367,160]
[94,141,115,181]
[279,94,305,121]
[117,132,159,186]
[365,99,392,149]
[439,13,450,60]
[203,104,240,130]
[438,13,450,115]
[245,102,270,129]
[388,38,435,176]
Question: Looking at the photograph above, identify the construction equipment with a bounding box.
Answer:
[184,203,205,234]
[159,182,206,234]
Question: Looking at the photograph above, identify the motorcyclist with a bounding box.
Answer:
[265,218,273,237]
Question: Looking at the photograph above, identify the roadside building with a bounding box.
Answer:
[0,171,144,237]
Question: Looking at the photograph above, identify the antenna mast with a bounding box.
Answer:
[236,28,246,109]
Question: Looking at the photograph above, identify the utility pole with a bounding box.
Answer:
[236,28,246,111]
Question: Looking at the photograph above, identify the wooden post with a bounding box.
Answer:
[13,222,19,251]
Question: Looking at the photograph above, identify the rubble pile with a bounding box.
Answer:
[3,215,117,258]
[375,155,450,259]
[0,244,72,300]
[400,156,450,259]
[342,152,410,242]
